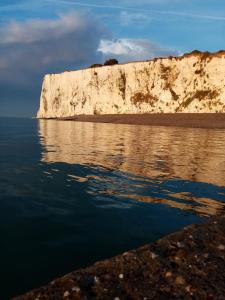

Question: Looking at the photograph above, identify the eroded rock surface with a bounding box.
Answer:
[37,51,225,118]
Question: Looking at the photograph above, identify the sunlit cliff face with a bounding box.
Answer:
[37,52,225,118]
[39,120,225,216]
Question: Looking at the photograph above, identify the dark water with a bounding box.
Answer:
[1,118,225,299]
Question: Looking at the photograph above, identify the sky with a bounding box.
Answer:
[0,0,224,117]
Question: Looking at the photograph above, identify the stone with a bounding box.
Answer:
[165,271,173,278]
[94,276,99,284]
[175,276,186,285]
[177,242,184,248]
[150,252,158,259]
[63,291,70,297]
[218,244,225,250]
[72,286,80,293]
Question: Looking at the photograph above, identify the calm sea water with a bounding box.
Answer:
[1,118,225,299]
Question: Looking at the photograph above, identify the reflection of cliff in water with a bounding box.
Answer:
[39,120,225,186]
[39,120,225,216]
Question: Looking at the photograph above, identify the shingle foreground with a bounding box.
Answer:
[13,217,225,300]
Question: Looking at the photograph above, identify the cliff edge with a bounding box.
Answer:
[37,51,225,118]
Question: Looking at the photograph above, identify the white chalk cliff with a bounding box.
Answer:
[37,51,225,118]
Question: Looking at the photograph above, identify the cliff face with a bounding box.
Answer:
[37,51,225,118]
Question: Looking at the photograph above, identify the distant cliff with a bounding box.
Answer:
[37,51,225,118]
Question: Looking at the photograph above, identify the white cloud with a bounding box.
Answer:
[98,38,178,62]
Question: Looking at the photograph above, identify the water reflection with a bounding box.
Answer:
[39,120,225,216]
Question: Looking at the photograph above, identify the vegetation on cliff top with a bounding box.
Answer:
[89,59,119,69]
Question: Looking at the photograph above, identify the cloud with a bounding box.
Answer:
[0,11,107,75]
[98,39,179,62]
[0,11,108,116]
[0,13,86,44]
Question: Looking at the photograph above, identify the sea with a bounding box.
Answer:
[1,117,225,299]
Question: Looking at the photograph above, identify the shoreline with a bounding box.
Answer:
[14,216,225,299]
[41,113,225,129]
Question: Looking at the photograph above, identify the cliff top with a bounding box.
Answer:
[47,50,225,76]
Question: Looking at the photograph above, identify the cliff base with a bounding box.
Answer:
[42,113,225,129]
